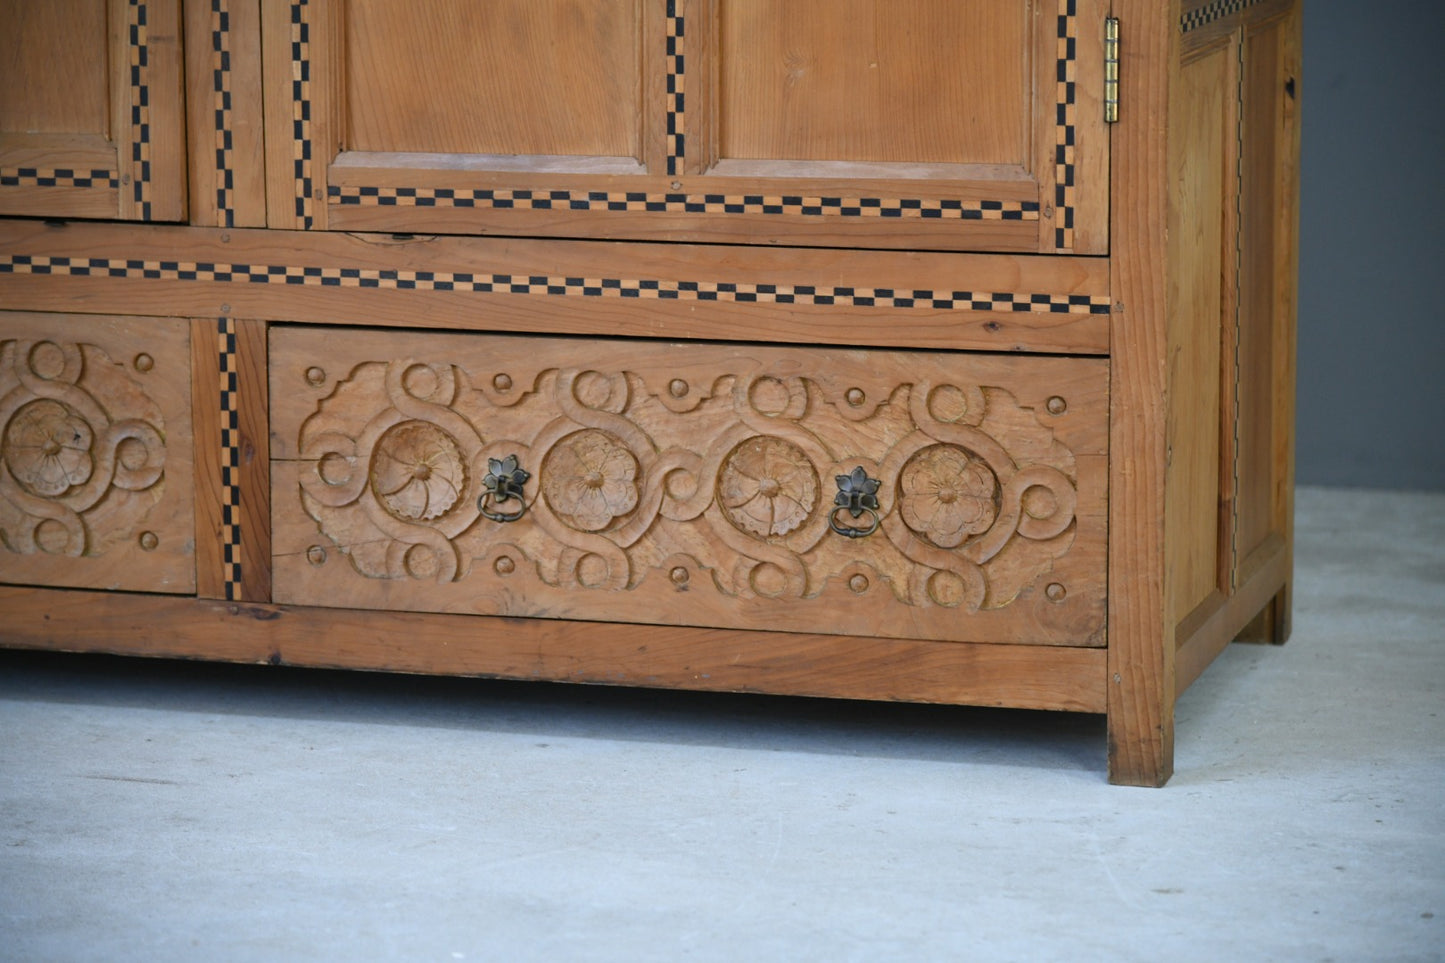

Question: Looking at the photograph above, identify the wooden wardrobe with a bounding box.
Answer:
[0,0,1301,785]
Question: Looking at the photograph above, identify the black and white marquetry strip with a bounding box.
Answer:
[217,317,243,600]
[0,255,1111,315]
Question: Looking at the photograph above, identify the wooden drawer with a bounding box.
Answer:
[272,328,1106,647]
[0,312,194,592]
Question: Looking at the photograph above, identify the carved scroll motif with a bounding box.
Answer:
[0,339,168,557]
[295,353,1083,616]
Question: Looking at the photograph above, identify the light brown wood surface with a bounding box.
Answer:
[261,0,1110,252]
[184,0,267,228]
[1106,0,1177,787]
[345,0,643,160]
[0,0,186,221]
[0,311,194,592]
[1167,38,1235,629]
[0,584,1109,713]
[717,1,1027,165]
[271,329,1108,646]
[0,0,111,135]
[0,220,1113,355]
[191,315,270,601]
[0,0,1304,786]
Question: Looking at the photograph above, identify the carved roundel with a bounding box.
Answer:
[3,399,96,498]
[369,420,467,522]
[541,428,640,532]
[717,435,820,538]
[898,444,1000,549]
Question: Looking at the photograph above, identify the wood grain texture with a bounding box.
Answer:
[122,0,187,222]
[1234,9,1299,645]
[0,220,1112,356]
[184,0,267,228]
[191,315,270,601]
[270,328,1108,646]
[1106,0,1177,787]
[259,0,1108,253]
[261,0,338,230]
[1265,3,1301,644]
[0,311,194,593]
[1176,532,1286,690]
[344,0,642,159]
[1179,0,1292,53]
[190,317,225,596]
[717,0,1026,165]
[1167,39,1235,624]
[0,0,186,221]
[0,0,110,135]
[0,584,1109,713]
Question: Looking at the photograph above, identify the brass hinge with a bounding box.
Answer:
[1104,18,1120,123]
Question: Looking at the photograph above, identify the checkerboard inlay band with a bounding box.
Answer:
[666,0,685,176]
[217,317,243,599]
[327,186,1041,222]
[212,0,235,228]
[128,0,152,220]
[0,169,120,189]
[290,0,313,229]
[1181,0,1269,33]
[1054,0,1078,251]
[0,255,1110,315]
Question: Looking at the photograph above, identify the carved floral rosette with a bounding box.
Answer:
[0,339,167,558]
[296,353,1082,616]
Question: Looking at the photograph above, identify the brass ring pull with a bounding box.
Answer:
[830,466,881,539]
[479,454,530,523]
[829,504,880,539]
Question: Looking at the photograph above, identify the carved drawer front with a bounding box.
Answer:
[271,329,1107,646]
[0,312,194,593]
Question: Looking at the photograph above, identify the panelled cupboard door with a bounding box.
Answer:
[263,0,1108,252]
[0,0,186,221]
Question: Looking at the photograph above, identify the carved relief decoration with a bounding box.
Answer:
[0,339,168,557]
[293,348,1087,620]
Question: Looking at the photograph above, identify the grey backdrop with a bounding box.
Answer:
[1297,0,1445,490]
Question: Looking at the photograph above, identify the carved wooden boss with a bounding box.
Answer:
[0,0,1300,785]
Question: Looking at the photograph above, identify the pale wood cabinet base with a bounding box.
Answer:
[0,0,1300,786]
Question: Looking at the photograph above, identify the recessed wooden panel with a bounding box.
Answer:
[0,311,194,593]
[271,328,1107,646]
[717,0,1027,165]
[271,0,1109,252]
[1236,17,1287,565]
[0,0,187,221]
[344,0,642,159]
[1166,42,1235,624]
[0,0,110,136]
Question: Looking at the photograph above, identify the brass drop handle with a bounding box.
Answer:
[479,454,530,522]
[829,466,881,539]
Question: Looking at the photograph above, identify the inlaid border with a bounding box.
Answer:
[0,169,120,189]
[1182,0,1269,33]
[289,0,314,229]
[218,316,243,599]
[211,0,235,228]
[666,0,685,176]
[0,255,1111,315]
[128,0,153,219]
[297,3,1042,232]
[327,186,1041,221]
[1054,0,1078,251]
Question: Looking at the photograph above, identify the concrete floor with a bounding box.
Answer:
[1,485,1441,962]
